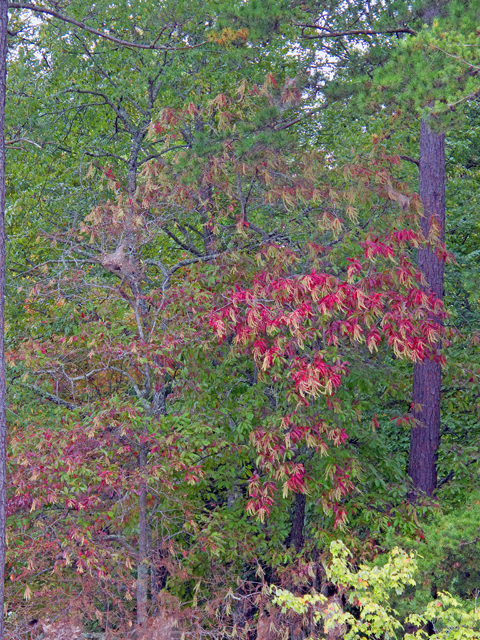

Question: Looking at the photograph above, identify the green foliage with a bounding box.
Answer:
[4,0,480,636]
[380,495,480,610]
[273,541,480,639]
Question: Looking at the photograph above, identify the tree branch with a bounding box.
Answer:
[274,104,328,132]
[14,381,77,410]
[8,3,207,51]
[6,136,41,148]
[437,457,479,488]
[145,252,222,285]
[137,145,188,166]
[399,154,420,166]
[296,25,416,38]
[167,252,222,276]
[78,38,146,116]
[163,226,202,256]
[66,89,134,133]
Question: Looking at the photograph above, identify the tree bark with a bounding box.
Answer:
[409,119,445,497]
[137,446,149,626]
[290,493,306,552]
[0,1,7,636]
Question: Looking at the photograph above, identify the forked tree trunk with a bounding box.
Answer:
[409,119,445,497]
[0,2,7,637]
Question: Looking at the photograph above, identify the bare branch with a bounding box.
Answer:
[145,252,222,286]
[274,104,328,131]
[163,226,202,256]
[66,88,134,133]
[6,136,41,148]
[84,150,129,164]
[8,3,208,51]
[167,252,222,276]
[296,24,416,38]
[400,154,420,166]
[102,534,138,557]
[78,39,147,116]
[14,381,78,410]
[109,367,151,409]
[137,145,188,166]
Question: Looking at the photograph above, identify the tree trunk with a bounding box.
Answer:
[290,493,306,552]
[0,2,7,636]
[137,446,149,626]
[409,119,445,497]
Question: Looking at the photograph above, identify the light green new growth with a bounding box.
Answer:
[272,541,480,640]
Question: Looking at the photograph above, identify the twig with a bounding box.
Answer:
[400,155,419,166]
[296,25,416,38]
[13,381,78,410]
[5,136,42,148]
[8,3,207,51]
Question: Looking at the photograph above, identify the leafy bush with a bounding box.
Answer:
[272,540,480,639]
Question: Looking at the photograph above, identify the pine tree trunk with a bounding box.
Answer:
[409,119,445,497]
[0,2,7,636]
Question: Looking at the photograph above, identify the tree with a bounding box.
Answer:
[0,0,7,637]
[272,540,480,640]
[6,63,446,633]
[280,0,480,499]
[410,120,445,497]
